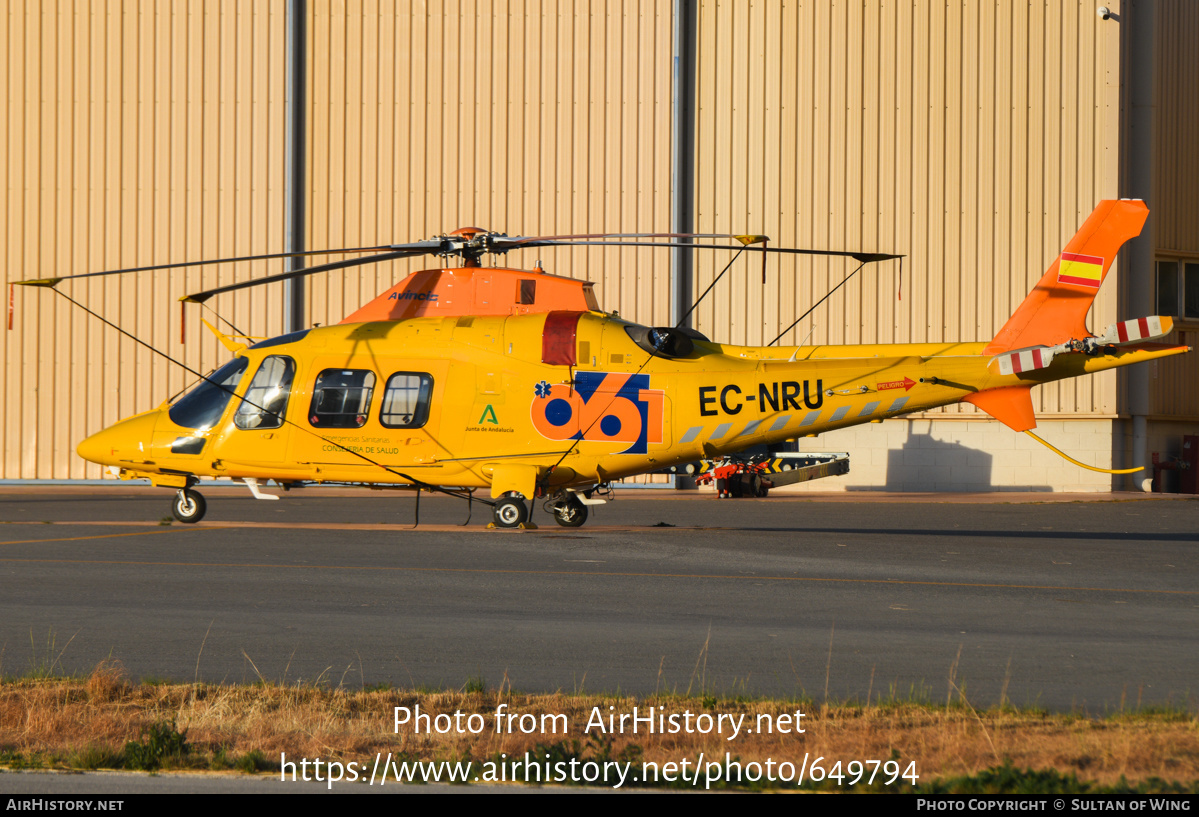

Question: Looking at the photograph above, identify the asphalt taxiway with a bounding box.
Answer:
[1,486,1195,711]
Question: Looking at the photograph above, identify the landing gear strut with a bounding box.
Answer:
[172,488,206,523]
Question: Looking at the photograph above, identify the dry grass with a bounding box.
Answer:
[0,662,1196,788]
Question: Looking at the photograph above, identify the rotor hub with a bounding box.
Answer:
[436,227,510,265]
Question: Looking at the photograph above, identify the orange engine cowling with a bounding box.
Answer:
[340,266,600,323]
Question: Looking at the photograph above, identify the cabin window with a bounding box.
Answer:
[235,356,296,430]
[309,369,376,428]
[379,373,434,428]
[167,357,249,431]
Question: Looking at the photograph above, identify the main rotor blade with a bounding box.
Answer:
[496,238,901,263]
[181,249,425,304]
[498,232,751,243]
[10,244,443,289]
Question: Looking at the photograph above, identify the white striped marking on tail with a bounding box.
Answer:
[991,316,1173,377]
[1098,315,1169,345]
[994,346,1056,377]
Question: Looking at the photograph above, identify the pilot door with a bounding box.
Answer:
[227,354,298,468]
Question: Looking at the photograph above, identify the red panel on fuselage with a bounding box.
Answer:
[541,311,583,365]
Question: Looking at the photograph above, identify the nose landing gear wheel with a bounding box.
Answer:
[552,496,589,528]
[493,496,529,528]
[172,488,206,523]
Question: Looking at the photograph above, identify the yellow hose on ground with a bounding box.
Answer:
[1023,429,1144,475]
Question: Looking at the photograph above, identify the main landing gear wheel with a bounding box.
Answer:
[552,495,589,528]
[172,488,206,523]
[493,496,529,528]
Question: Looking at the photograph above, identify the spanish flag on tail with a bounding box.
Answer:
[1057,252,1105,289]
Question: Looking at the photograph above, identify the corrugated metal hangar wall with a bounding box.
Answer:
[2,1,1196,488]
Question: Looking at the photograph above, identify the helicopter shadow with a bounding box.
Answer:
[849,419,1052,492]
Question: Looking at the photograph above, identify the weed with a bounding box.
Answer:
[585,733,641,767]
[0,750,40,769]
[463,675,486,694]
[68,745,124,770]
[123,720,189,771]
[876,680,936,709]
[210,746,233,770]
[140,675,176,686]
[921,760,1089,794]
[25,628,79,679]
[85,660,129,703]
[1107,705,1195,723]
[235,749,269,774]
[685,626,712,697]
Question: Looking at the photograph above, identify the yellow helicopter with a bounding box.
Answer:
[15,199,1189,528]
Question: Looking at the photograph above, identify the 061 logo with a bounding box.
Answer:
[531,372,663,454]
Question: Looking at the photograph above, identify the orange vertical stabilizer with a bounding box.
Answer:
[983,200,1149,355]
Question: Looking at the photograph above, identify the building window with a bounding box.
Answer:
[235,356,296,430]
[309,369,376,428]
[1156,260,1199,319]
[380,373,433,428]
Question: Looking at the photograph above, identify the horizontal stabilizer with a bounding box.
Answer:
[989,316,1174,376]
[1096,315,1173,346]
[991,346,1057,377]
